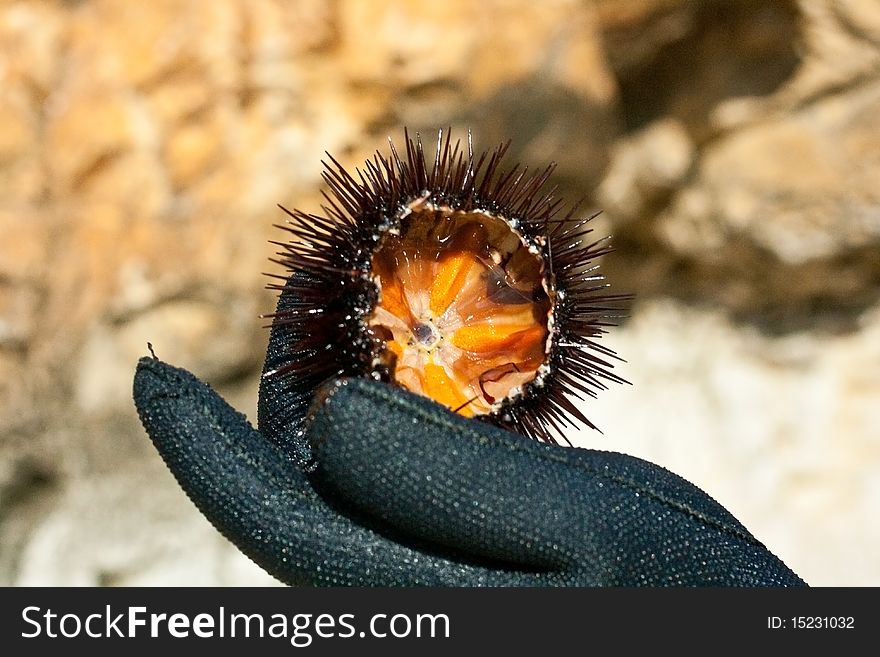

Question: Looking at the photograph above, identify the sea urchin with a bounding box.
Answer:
[264,130,628,444]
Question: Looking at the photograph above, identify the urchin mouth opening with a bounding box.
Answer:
[365,196,554,417]
[411,319,442,350]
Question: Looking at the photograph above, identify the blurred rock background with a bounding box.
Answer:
[1,0,877,586]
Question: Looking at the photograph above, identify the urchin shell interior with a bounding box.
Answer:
[368,196,553,417]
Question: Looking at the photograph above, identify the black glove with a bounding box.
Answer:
[132,315,806,586]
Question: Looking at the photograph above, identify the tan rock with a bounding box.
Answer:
[64,0,207,88]
[659,79,880,263]
[0,208,51,280]
[0,95,34,165]
[76,297,265,415]
[14,463,278,586]
[716,0,880,129]
[147,78,213,126]
[45,88,139,193]
[598,118,693,224]
[0,87,42,203]
[164,115,224,189]
[835,0,880,42]
[336,0,617,132]
[0,1,64,93]
[0,282,40,350]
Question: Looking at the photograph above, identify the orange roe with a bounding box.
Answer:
[368,198,552,416]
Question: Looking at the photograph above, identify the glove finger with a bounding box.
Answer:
[306,377,591,572]
[307,378,807,586]
[134,357,547,586]
[257,272,322,466]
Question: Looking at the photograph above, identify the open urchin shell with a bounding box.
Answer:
[263,130,629,444]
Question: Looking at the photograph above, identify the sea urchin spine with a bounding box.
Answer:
[264,130,629,444]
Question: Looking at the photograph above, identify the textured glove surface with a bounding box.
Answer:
[133,355,806,587]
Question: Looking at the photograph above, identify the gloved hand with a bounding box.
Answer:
[132,306,806,586]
